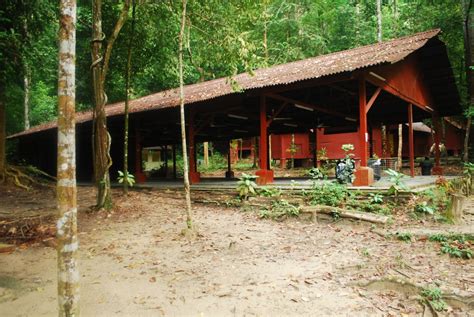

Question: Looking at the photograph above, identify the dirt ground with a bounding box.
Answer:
[0,185,473,316]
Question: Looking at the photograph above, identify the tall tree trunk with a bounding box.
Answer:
[91,0,130,209]
[464,117,471,162]
[178,0,193,231]
[252,137,258,168]
[397,124,403,171]
[377,0,382,42]
[123,0,136,194]
[57,1,79,315]
[23,16,30,131]
[463,0,474,162]
[0,88,5,182]
[23,65,30,130]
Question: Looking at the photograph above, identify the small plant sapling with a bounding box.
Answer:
[421,287,448,312]
[414,201,435,214]
[237,173,258,200]
[117,170,135,187]
[386,169,408,196]
[368,193,383,204]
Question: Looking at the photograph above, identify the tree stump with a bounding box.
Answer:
[447,194,465,224]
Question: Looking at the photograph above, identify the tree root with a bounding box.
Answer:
[357,277,474,312]
[3,164,55,190]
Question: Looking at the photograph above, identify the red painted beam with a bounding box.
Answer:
[359,78,368,167]
[365,87,382,114]
[265,93,354,120]
[408,104,415,178]
[267,102,288,127]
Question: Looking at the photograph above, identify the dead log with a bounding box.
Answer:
[301,205,389,224]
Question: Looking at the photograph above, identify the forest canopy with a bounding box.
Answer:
[0,0,465,136]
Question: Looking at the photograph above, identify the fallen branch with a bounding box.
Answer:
[301,205,389,224]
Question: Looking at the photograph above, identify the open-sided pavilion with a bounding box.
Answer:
[9,29,461,186]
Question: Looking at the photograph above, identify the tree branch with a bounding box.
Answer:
[102,0,131,84]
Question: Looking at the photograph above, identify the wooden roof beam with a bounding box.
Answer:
[265,93,355,121]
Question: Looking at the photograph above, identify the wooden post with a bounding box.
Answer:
[135,127,146,183]
[225,140,234,179]
[352,78,374,186]
[203,141,209,167]
[172,144,177,179]
[433,114,443,175]
[313,129,318,168]
[256,95,274,184]
[188,111,200,183]
[359,78,368,167]
[164,145,168,177]
[408,104,415,177]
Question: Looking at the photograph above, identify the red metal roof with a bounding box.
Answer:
[9,29,441,138]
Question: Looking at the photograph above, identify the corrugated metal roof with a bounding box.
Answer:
[9,29,441,138]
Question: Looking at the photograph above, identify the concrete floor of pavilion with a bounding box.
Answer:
[134,175,456,193]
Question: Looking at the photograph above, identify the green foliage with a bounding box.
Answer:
[421,287,448,312]
[440,242,473,259]
[308,182,348,207]
[368,193,383,204]
[117,171,135,187]
[386,169,408,196]
[260,199,300,220]
[258,186,281,198]
[308,167,325,180]
[414,201,435,215]
[428,234,473,259]
[237,173,258,200]
[396,232,413,242]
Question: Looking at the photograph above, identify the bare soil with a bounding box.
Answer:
[0,185,473,316]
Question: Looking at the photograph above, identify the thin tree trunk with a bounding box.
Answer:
[123,0,136,194]
[463,0,474,162]
[179,0,193,230]
[0,89,5,182]
[397,124,403,171]
[464,117,471,162]
[23,66,30,130]
[377,0,382,42]
[57,1,79,315]
[91,0,130,209]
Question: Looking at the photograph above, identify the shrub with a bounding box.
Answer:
[237,173,258,200]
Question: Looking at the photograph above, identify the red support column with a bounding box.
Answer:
[256,95,274,185]
[359,79,368,167]
[408,104,415,177]
[371,124,383,158]
[353,78,374,186]
[188,111,201,183]
[135,127,146,183]
[432,114,443,175]
[313,128,318,168]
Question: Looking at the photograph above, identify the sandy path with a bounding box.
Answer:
[0,188,473,316]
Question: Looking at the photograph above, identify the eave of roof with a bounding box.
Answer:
[9,29,442,139]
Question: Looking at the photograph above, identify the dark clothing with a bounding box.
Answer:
[420,159,433,176]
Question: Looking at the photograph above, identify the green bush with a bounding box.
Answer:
[308,182,348,207]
